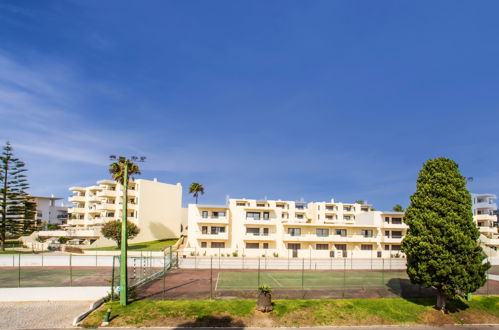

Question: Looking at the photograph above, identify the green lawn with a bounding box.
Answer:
[217,271,409,290]
[0,250,34,255]
[81,296,499,327]
[86,238,178,251]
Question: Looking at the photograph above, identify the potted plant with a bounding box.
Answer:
[256,284,273,312]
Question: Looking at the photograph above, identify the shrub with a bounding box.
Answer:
[258,284,272,294]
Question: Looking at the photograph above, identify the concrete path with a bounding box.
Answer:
[0,286,109,302]
[0,301,92,329]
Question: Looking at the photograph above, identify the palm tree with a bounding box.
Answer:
[108,156,141,184]
[189,182,205,204]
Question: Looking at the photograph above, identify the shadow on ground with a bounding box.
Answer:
[174,315,246,327]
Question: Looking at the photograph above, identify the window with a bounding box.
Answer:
[385,230,390,237]
[343,206,351,212]
[385,217,390,223]
[392,231,403,238]
[335,229,347,237]
[361,244,373,250]
[263,243,269,249]
[246,243,259,249]
[263,212,270,220]
[288,228,301,236]
[246,212,260,220]
[276,204,285,208]
[257,203,266,207]
[361,229,373,238]
[296,214,304,219]
[236,202,246,206]
[326,206,335,211]
[343,215,351,220]
[246,228,260,236]
[326,215,333,220]
[262,228,269,236]
[334,244,347,251]
[201,226,208,234]
[392,245,401,251]
[212,211,225,218]
[202,211,208,219]
[287,243,300,250]
[211,242,225,248]
[201,242,207,248]
[384,245,390,250]
[316,228,329,237]
[361,207,369,212]
[316,244,328,250]
[392,217,402,224]
[210,226,225,234]
[296,204,305,209]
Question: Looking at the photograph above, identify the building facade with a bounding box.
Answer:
[36,178,186,246]
[186,199,407,258]
[473,193,499,252]
[31,196,68,226]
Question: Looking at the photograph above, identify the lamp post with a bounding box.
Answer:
[109,155,145,306]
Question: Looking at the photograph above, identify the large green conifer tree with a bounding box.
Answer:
[402,158,490,310]
[0,142,34,250]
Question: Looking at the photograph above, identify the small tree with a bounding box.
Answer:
[101,220,140,248]
[0,142,35,250]
[392,204,404,212]
[189,182,205,204]
[402,158,490,311]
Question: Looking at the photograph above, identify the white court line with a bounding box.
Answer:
[215,272,220,290]
[267,273,283,287]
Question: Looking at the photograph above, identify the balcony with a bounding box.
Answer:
[97,190,116,197]
[478,226,498,234]
[475,214,497,222]
[243,233,276,241]
[68,219,85,226]
[68,207,85,213]
[475,202,497,210]
[383,236,404,243]
[244,218,276,225]
[382,223,408,229]
[69,195,86,202]
[197,232,229,240]
[98,203,116,210]
[197,217,229,224]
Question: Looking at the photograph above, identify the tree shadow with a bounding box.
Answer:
[174,315,246,328]
[444,297,470,313]
[386,278,436,306]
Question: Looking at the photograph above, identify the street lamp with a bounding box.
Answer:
[109,155,146,306]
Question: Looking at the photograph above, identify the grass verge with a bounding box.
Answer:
[85,238,178,251]
[81,296,499,328]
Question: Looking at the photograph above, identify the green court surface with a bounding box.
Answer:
[216,271,409,290]
[0,267,112,287]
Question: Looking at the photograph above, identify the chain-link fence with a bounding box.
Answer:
[134,256,499,300]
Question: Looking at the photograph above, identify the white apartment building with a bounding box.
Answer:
[473,193,499,252]
[36,178,186,246]
[31,196,68,226]
[186,198,407,258]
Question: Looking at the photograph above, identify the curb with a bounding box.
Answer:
[72,297,106,326]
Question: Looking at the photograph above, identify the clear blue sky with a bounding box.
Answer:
[1,1,498,209]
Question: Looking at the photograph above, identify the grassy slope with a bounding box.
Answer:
[85,238,178,251]
[81,296,499,328]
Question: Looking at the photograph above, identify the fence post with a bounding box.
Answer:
[111,256,116,301]
[194,247,197,270]
[210,256,213,300]
[162,254,167,300]
[95,251,98,267]
[342,258,346,298]
[301,258,305,298]
[257,257,261,287]
[309,249,312,270]
[41,250,44,267]
[69,253,73,287]
[169,246,173,267]
[381,258,385,297]
[18,253,21,288]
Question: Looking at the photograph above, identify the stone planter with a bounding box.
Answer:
[256,292,273,312]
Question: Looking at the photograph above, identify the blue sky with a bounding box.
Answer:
[1,1,498,209]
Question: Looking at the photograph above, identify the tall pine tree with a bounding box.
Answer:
[402,158,490,310]
[0,142,34,251]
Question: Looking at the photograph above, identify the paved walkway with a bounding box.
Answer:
[0,301,91,329]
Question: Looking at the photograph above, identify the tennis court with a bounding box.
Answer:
[0,266,112,287]
[216,270,408,290]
